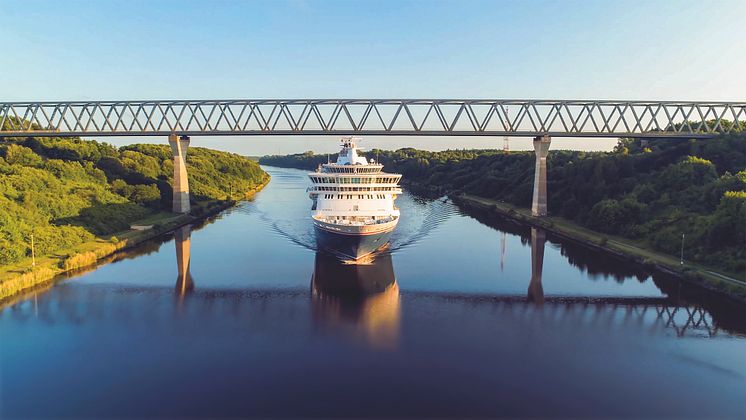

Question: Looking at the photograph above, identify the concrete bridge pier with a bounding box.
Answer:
[527,227,546,304]
[168,134,191,213]
[531,135,551,217]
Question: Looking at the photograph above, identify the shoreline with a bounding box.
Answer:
[0,175,270,303]
[450,192,746,304]
[257,166,746,302]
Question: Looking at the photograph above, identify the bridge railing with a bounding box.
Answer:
[1,99,744,138]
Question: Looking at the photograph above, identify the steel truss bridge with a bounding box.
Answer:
[1,99,744,138]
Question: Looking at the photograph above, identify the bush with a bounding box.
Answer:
[62,252,98,271]
[0,134,268,266]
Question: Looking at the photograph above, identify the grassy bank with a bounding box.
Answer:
[453,193,746,301]
[0,175,269,302]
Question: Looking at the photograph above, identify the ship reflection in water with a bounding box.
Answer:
[311,251,400,349]
[171,226,401,348]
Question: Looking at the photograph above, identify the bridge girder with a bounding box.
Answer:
[0,99,743,138]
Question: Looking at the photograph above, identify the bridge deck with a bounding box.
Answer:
[1,99,743,138]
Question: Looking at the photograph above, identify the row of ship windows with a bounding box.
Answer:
[310,176,400,184]
[321,194,387,200]
[313,186,397,192]
[323,167,380,173]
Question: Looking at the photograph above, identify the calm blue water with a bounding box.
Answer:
[2,166,745,418]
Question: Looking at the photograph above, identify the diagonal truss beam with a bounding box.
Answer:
[0,99,743,138]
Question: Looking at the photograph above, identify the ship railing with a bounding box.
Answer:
[316,215,397,226]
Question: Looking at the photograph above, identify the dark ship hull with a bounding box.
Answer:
[314,224,394,260]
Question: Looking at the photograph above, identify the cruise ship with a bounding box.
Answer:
[308,138,402,260]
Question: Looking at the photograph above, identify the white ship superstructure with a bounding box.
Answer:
[307,138,402,259]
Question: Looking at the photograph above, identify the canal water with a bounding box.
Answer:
[2,166,745,418]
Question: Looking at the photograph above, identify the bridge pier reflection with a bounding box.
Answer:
[311,252,400,349]
[168,134,191,213]
[528,228,546,304]
[174,225,194,297]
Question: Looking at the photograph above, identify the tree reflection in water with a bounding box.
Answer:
[310,251,400,349]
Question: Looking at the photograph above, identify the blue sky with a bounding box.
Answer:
[1,0,744,154]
